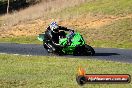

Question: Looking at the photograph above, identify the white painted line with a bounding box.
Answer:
[0,53,32,56]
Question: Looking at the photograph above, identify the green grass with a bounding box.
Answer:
[55,0,132,18]
[90,40,132,49]
[0,36,41,44]
[87,18,132,48]
[0,54,132,88]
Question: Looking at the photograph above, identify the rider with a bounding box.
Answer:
[44,22,74,52]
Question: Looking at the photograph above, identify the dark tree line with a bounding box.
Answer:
[0,0,42,14]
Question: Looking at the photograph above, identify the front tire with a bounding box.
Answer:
[84,45,95,56]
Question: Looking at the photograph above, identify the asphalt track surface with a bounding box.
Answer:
[0,43,132,63]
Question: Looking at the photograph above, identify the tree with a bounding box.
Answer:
[7,0,10,14]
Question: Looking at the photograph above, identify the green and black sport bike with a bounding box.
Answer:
[37,31,95,56]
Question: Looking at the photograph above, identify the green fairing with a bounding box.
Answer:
[37,34,45,41]
[37,32,86,54]
[59,33,85,54]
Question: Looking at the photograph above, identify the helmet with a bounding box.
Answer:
[50,22,59,33]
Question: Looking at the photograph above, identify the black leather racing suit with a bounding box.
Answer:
[44,26,71,52]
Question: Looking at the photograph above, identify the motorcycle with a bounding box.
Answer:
[37,30,95,56]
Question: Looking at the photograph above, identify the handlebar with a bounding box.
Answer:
[67,30,75,39]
